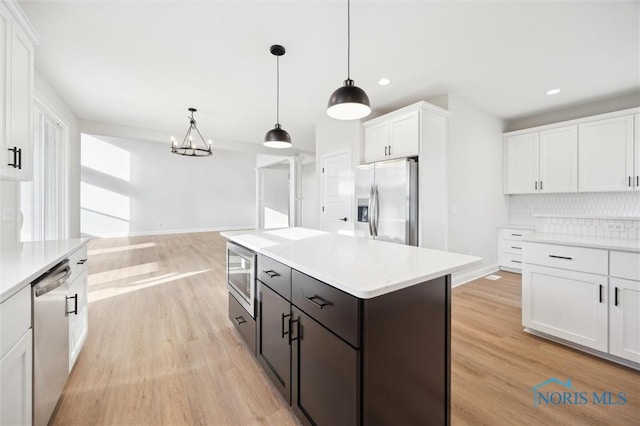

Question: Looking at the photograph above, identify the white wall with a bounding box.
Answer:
[301,162,318,229]
[446,95,508,285]
[0,181,20,249]
[81,134,256,237]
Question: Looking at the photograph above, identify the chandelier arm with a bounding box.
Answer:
[181,126,192,149]
[193,126,210,151]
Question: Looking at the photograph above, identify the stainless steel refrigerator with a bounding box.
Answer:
[355,158,418,246]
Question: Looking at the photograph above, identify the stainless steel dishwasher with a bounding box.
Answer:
[32,259,73,426]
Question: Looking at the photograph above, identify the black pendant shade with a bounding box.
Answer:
[264,44,292,149]
[264,123,292,149]
[327,79,371,120]
[327,0,371,120]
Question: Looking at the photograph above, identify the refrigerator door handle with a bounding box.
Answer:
[368,185,374,237]
[373,185,380,237]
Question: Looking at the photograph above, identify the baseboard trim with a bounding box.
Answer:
[524,328,640,371]
[81,225,255,239]
[451,263,499,288]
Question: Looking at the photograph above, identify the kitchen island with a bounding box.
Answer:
[221,228,481,426]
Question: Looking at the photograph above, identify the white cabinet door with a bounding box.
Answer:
[522,264,608,351]
[0,4,10,179]
[388,110,419,160]
[634,114,639,190]
[539,125,578,193]
[6,22,34,180]
[363,122,388,164]
[69,270,88,371]
[578,115,634,192]
[609,277,640,363]
[505,132,539,194]
[1,330,32,426]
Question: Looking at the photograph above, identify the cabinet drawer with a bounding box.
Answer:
[258,255,292,301]
[68,244,88,286]
[503,241,524,254]
[523,242,608,275]
[228,293,256,355]
[500,253,523,270]
[500,228,534,241]
[0,285,31,359]
[292,270,360,348]
[610,251,640,281]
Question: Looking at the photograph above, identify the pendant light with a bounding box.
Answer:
[327,0,371,120]
[170,108,212,156]
[264,44,292,149]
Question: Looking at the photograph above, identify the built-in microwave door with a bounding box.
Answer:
[226,242,256,317]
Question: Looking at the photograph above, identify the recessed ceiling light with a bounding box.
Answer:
[546,88,561,95]
[378,78,391,86]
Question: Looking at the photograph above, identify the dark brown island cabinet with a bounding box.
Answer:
[229,252,451,426]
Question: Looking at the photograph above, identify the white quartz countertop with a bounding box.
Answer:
[522,233,640,253]
[498,225,535,230]
[220,228,481,299]
[0,239,89,303]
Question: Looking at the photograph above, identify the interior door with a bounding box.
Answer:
[321,150,352,235]
[374,159,410,244]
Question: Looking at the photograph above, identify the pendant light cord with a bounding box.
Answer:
[276,55,280,125]
[347,0,351,80]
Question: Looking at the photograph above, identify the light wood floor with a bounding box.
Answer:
[52,232,639,426]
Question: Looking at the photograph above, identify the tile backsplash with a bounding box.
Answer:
[509,193,640,226]
[534,216,640,240]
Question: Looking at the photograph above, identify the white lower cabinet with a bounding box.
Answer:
[69,270,88,371]
[522,264,608,351]
[523,242,640,367]
[1,329,32,426]
[609,277,640,363]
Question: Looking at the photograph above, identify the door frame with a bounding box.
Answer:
[25,94,70,240]
[319,147,352,233]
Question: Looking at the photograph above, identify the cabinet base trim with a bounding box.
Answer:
[524,328,639,371]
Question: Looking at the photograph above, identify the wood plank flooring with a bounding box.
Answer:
[51,232,639,426]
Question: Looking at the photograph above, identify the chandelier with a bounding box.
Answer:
[170,108,212,156]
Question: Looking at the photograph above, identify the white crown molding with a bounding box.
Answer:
[4,0,40,45]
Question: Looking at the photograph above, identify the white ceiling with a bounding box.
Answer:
[20,0,640,152]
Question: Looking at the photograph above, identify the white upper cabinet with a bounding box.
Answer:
[579,115,634,192]
[504,132,539,194]
[363,122,388,164]
[388,110,419,159]
[538,125,578,193]
[504,109,639,195]
[0,1,36,181]
[363,109,420,163]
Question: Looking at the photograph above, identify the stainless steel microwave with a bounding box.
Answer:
[226,242,256,318]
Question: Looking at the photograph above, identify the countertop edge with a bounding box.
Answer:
[221,231,482,299]
[0,239,89,304]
